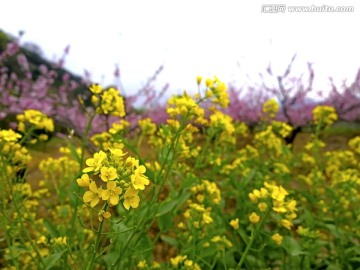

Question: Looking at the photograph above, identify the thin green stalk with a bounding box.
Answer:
[69,112,96,245]
[110,114,189,269]
[85,203,108,270]
[1,157,46,268]
[236,209,271,269]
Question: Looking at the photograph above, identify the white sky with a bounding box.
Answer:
[1,0,360,98]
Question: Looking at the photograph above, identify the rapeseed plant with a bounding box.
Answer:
[1,79,359,270]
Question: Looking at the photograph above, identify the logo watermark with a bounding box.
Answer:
[261,4,354,13]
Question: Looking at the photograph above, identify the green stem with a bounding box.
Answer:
[110,114,189,269]
[85,204,108,270]
[69,112,96,260]
[236,209,271,269]
[0,155,46,268]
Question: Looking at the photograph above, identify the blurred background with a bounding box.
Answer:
[1,0,359,98]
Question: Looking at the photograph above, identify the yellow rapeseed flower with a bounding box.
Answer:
[258,202,268,212]
[312,105,338,126]
[83,150,107,173]
[263,98,280,118]
[100,166,118,182]
[123,186,140,210]
[131,165,150,190]
[272,233,283,245]
[0,129,22,142]
[102,181,122,206]
[230,218,239,230]
[76,174,91,187]
[89,83,103,94]
[249,212,260,224]
[281,219,293,230]
[83,182,103,207]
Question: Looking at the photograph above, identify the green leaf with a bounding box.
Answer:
[283,236,307,256]
[67,142,80,163]
[156,198,178,217]
[160,235,178,246]
[43,219,59,238]
[158,213,172,232]
[43,250,66,270]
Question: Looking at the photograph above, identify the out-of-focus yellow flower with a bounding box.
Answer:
[272,233,283,245]
[0,129,22,142]
[281,219,293,230]
[258,202,268,212]
[348,136,360,154]
[249,212,260,224]
[170,255,187,267]
[89,83,103,94]
[263,98,279,118]
[230,218,239,230]
[138,118,157,135]
[312,105,338,127]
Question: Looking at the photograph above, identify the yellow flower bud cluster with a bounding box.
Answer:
[248,182,298,244]
[138,118,157,136]
[262,98,280,118]
[271,121,293,138]
[254,126,284,157]
[208,110,236,144]
[16,109,54,143]
[39,152,80,186]
[90,84,126,117]
[170,255,201,270]
[0,128,31,180]
[348,136,360,154]
[312,105,338,127]
[203,76,229,108]
[167,91,205,121]
[90,131,125,151]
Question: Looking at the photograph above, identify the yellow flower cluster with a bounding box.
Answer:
[16,109,54,143]
[136,260,160,269]
[254,126,284,157]
[203,76,229,108]
[39,152,80,188]
[0,129,31,179]
[109,119,130,135]
[90,119,129,151]
[348,136,360,154]
[17,109,54,133]
[138,118,157,136]
[220,145,259,176]
[170,255,201,270]
[78,148,150,219]
[312,105,338,127]
[190,180,221,205]
[271,121,293,138]
[208,110,236,144]
[167,92,205,122]
[176,180,223,253]
[90,84,126,117]
[248,182,298,244]
[263,98,280,118]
